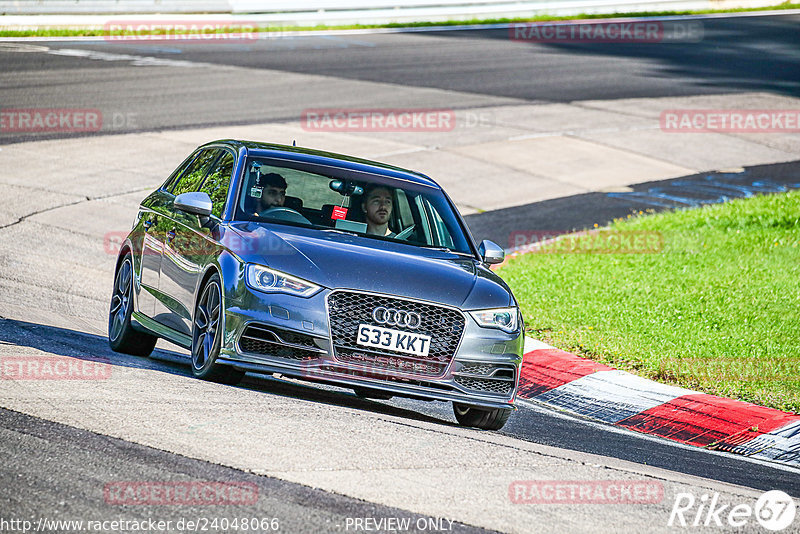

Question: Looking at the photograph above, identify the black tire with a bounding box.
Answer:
[191,273,245,385]
[353,387,393,400]
[108,253,157,357]
[453,403,512,431]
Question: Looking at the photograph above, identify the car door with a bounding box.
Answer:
[136,153,199,317]
[151,148,221,333]
[158,148,234,336]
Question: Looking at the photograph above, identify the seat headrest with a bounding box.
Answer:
[285,196,303,211]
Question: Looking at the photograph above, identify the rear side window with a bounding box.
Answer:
[171,149,220,195]
[200,151,235,218]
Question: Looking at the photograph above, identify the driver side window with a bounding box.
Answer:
[172,149,220,196]
[200,151,234,218]
[162,155,196,192]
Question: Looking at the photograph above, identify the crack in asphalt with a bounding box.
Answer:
[0,185,153,231]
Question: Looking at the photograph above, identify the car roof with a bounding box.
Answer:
[202,139,441,189]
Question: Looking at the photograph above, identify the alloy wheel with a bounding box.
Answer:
[109,258,132,342]
[193,280,221,370]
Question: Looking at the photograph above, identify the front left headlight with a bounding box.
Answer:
[245,264,321,298]
[469,307,520,333]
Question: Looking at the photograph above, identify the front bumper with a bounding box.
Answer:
[219,288,523,410]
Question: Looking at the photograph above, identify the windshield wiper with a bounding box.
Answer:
[319,230,474,257]
[320,228,359,237]
[418,245,473,257]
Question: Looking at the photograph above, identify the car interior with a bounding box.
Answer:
[240,162,408,234]
[233,158,469,254]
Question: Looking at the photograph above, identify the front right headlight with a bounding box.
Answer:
[245,264,321,298]
[469,307,520,333]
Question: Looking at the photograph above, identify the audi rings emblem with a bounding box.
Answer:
[372,306,422,329]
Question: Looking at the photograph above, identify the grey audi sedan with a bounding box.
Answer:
[109,140,523,430]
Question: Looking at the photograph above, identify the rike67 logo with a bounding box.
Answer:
[669,490,796,531]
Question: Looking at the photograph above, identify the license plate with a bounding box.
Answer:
[356,324,431,357]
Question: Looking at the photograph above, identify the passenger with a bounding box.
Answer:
[361,184,395,237]
[254,172,287,214]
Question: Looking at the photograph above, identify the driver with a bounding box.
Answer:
[362,184,395,237]
[254,172,287,214]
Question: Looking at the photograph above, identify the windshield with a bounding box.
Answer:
[234,157,474,255]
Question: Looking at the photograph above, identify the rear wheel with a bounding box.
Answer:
[108,253,157,356]
[191,273,245,385]
[453,403,512,430]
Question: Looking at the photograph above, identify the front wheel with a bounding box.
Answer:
[108,253,157,356]
[453,403,512,430]
[191,273,245,385]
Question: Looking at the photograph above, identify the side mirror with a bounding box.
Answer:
[479,239,505,265]
[174,192,213,218]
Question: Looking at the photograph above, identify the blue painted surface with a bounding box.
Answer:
[607,172,800,209]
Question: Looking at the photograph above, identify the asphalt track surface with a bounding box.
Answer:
[0,13,798,144]
[1,12,800,533]
[0,407,489,533]
[3,318,799,497]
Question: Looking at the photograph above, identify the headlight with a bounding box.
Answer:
[245,264,321,298]
[469,307,520,333]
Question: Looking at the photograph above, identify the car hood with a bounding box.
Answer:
[225,222,513,309]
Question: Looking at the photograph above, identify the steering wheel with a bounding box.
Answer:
[395,224,416,240]
[257,206,311,225]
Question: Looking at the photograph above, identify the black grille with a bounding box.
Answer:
[454,375,514,395]
[269,327,319,349]
[327,291,465,377]
[239,325,323,361]
[319,365,455,391]
[459,362,516,379]
[460,363,496,376]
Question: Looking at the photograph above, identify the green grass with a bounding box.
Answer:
[1,1,799,37]
[499,191,800,413]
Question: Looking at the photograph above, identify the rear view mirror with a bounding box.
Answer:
[329,180,363,196]
[174,192,213,217]
[479,240,505,265]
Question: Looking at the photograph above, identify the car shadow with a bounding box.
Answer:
[0,317,455,427]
